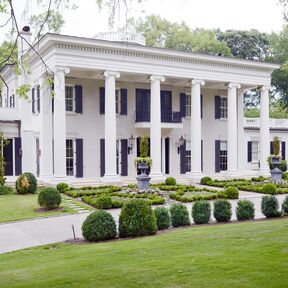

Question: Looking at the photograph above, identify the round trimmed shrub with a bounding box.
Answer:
[15,172,37,194]
[154,207,171,230]
[261,195,281,218]
[200,176,212,185]
[236,200,255,221]
[279,160,287,172]
[192,200,211,224]
[225,186,239,199]
[262,183,277,195]
[282,195,288,215]
[165,177,176,186]
[170,203,190,227]
[119,199,157,237]
[94,195,113,209]
[213,199,232,222]
[82,210,117,241]
[0,185,13,195]
[38,187,61,210]
[56,182,69,193]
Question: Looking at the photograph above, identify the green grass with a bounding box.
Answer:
[0,219,288,288]
[0,193,76,223]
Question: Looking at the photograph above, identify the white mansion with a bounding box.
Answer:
[0,28,283,185]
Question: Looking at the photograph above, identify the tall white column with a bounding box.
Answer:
[39,77,53,178]
[190,79,205,177]
[53,67,70,177]
[227,83,241,173]
[237,90,245,171]
[150,75,165,179]
[260,86,270,174]
[103,71,120,180]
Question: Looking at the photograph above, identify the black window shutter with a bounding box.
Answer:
[201,139,203,171]
[165,137,170,174]
[180,93,186,117]
[32,88,35,113]
[201,94,203,119]
[247,141,252,162]
[121,139,128,176]
[100,87,105,114]
[215,140,221,172]
[270,141,273,154]
[75,85,83,113]
[215,95,221,119]
[37,85,40,113]
[180,140,186,174]
[100,138,105,177]
[75,138,83,178]
[120,89,127,115]
[282,141,286,160]
[14,137,22,175]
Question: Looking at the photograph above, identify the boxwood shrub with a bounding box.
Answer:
[15,172,37,194]
[261,195,281,218]
[0,185,13,195]
[282,195,288,215]
[93,195,113,209]
[213,199,232,222]
[170,203,190,227]
[82,210,117,241]
[38,187,61,210]
[200,176,212,185]
[236,200,255,221]
[224,186,239,199]
[119,199,157,237]
[154,207,171,230]
[56,182,69,193]
[192,200,211,224]
[262,183,277,195]
[165,177,176,186]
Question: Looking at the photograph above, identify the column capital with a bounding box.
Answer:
[260,85,270,92]
[227,82,241,89]
[150,75,165,82]
[191,79,205,86]
[104,71,120,78]
[54,67,70,75]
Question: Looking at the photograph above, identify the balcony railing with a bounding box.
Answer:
[244,117,288,129]
[135,110,182,123]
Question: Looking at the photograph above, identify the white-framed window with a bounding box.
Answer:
[251,141,259,162]
[115,88,121,114]
[65,86,74,112]
[220,97,228,119]
[185,141,191,172]
[220,141,227,171]
[185,94,191,117]
[9,94,15,108]
[66,139,74,176]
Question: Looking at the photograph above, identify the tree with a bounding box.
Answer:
[279,0,288,20]
[129,15,231,56]
[217,29,269,61]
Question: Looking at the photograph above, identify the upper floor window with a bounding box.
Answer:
[32,85,40,114]
[115,88,121,114]
[65,86,74,112]
[220,97,227,119]
[9,94,15,108]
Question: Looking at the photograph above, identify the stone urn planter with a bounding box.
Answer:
[135,158,152,191]
[270,156,282,183]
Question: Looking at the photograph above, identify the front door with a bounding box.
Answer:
[3,139,13,176]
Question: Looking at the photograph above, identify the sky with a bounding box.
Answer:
[0,0,286,43]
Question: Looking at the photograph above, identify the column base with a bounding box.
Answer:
[102,174,122,185]
[149,172,165,183]
[186,172,203,183]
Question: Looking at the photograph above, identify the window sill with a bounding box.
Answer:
[66,111,77,116]
[219,118,227,121]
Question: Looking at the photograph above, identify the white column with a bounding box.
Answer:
[150,75,165,179]
[39,77,53,178]
[260,86,270,174]
[237,90,245,171]
[227,83,241,173]
[103,71,120,180]
[190,79,205,177]
[53,67,70,177]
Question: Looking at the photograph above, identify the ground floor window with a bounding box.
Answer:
[252,141,259,162]
[220,141,227,171]
[66,139,74,176]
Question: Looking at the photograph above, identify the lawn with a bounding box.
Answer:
[0,219,287,288]
[0,193,77,223]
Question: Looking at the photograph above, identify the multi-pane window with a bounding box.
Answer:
[9,94,15,108]
[65,86,74,112]
[220,141,228,171]
[66,139,74,176]
[115,88,120,114]
[220,97,228,118]
[186,141,191,172]
[252,141,259,162]
[185,94,191,117]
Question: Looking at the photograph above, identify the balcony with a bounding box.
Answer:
[0,107,20,121]
[244,117,288,129]
[135,110,183,129]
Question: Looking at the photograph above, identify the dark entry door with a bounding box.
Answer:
[3,139,13,176]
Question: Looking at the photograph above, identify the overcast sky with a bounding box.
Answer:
[0,0,286,42]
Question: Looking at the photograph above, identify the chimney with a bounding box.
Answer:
[18,26,32,59]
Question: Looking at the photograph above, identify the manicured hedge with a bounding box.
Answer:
[282,195,288,215]
[56,182,69,193]
[192,200,211,224]
[165,177,176,186]
[236,200,255,221]
[170,203,190,227]
[261,195,281,218]
[154,207,171,230]
[15,172,37,194]
[38,187,62,210]
[213,199,232,222]
[0,185,13,195]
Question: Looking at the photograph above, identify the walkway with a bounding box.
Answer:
[0,192,287,254]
